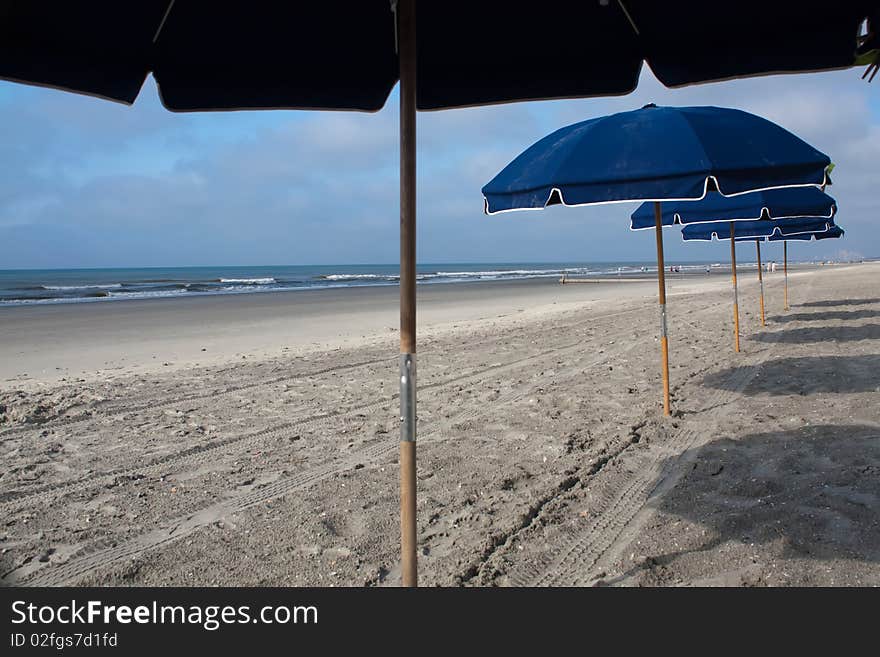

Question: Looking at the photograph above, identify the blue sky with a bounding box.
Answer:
[1,66,877,269]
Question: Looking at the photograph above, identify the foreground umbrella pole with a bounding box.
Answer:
[398,0,417,588]
[653,202,671,416]
[755,240,766,326]
[730,224,740,352]
[783,240,790,311]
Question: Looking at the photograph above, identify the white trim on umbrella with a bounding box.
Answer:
[629,202,837,231]
[681,221,834,242]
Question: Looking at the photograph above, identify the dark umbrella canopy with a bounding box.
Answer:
[635,2,874,87]
[631,187,837,229]
[0,1,874,111]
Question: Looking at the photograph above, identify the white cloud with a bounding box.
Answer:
[0,65,877,267]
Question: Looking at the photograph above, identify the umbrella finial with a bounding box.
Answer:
[642,103,657,109]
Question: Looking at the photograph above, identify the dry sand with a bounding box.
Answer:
[1,262,878,587]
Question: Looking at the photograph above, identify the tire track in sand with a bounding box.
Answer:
[0,355,394,442]
[501,279,815,586]
[0,310,635,510]
[0,304,656,443]
[5,300,712,510]
[9,306,670,585]
[8,298,727,586]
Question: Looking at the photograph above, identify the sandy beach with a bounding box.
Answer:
[1,261,878,586]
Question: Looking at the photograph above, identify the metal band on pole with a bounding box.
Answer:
[400,353,416,441]
[730,224,740,353]
[755,239,765,327]
[654,202,671,417]
[397,0,417,588]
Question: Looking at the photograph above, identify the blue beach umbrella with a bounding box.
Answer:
[680,217,836,241]
[643,186,837,336]
[630,187,836,229]
[769,225,845,309]
[682,216,839,340]
[483,104,830,415]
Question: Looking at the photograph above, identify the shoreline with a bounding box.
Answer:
[0,260,835,308]
[0,264,850,386]
[0,276,654,386]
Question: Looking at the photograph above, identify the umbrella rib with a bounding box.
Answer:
[153,0,177,43]
[390,0,399,53]
[617,0,640,36]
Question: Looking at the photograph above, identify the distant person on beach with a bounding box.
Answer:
[705,265,711,274]
[771,261,778,272]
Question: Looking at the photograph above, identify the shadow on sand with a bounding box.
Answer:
[796,298,880,308]
[701,355,880,395]
[773,310,880,323]
[751,324,880,344]
[616,424,880,584]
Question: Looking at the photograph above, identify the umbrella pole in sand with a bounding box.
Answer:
[783,240,790,311]
[653,202,671,416]
[730,224,740,352]
[755,240,766,326]
[398,0,418,587]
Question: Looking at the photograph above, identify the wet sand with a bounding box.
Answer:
[1,262,877,586]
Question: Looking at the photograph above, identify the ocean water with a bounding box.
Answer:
[0,262,726,306]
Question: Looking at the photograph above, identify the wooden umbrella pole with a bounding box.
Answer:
[730,224,740,352]
[783,240,789,311]
[398,0,417,588]
[755,240,765,326]
[654,202,671,416]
